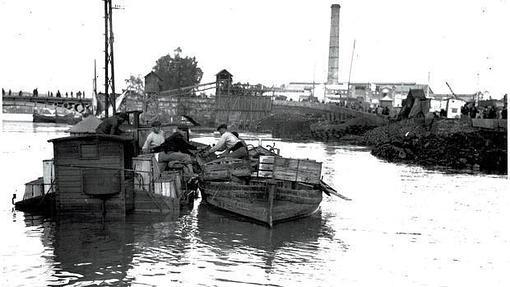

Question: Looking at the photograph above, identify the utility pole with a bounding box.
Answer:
[108,0,116,113]
[103,0,121,117]
[104,0,110,118]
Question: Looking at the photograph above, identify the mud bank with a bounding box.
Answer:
[362,119,507,174]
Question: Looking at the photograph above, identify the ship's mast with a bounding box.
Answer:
[347,39,356,97]
[93,59,97,114]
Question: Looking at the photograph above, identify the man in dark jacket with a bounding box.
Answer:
[152,125,197,174]
[95,113,129,135]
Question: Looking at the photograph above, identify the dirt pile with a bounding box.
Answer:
[256,112,321,140]
[369,123,507,174]
[310,117,379,141]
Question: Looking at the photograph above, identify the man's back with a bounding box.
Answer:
[96,117,120,135]
[154,132,196,154]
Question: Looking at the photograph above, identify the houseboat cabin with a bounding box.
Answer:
[49,134,136,218]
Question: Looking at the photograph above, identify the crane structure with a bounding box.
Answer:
[445,81,457,99]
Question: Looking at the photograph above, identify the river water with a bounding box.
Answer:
[0,120,508,287]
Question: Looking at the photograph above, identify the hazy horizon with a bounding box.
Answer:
[0,0,508,98]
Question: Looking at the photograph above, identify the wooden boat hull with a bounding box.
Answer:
[14,192,56,213]
[33,112,55,123]
[55,114,82,125]
[199,180,322,227]
[33,112,82,124]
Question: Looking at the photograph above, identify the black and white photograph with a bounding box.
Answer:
[0,0,508,286]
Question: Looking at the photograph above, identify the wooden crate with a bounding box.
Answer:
[273,158,298,181]
[154,178,178,198]
[296,160,322,184]
[253,155,275,178]
[259,155,275,164]
[257,170,273,178]
[273,157,322,184]
[202,158,252,180]
[43,159,54,194]
[258,163,274,171]
[133,154,154,192]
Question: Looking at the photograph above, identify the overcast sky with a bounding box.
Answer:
[0,0,508,97]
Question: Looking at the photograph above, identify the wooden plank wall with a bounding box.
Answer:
[215,96,272,129]
[54,139,126,218]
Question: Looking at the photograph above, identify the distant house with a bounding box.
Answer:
[379,95,393,108]
[445,98,466,119]
[215,69,233,97]
[400,89,430,118]
[144,71,162,94]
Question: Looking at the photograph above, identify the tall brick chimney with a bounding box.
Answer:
[327,4,341,85]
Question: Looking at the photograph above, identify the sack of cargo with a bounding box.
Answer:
[202,158,252,181]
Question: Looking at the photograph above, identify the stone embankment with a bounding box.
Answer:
[361,118,507,174]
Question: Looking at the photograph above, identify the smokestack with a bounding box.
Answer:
[327,4,341,85]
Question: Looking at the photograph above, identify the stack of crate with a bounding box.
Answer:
[257,155,275,178]
[202,158,252,181]
[273,158,322,184]
[253,156,322,184]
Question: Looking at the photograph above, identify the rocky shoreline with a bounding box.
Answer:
[259,116,508,175]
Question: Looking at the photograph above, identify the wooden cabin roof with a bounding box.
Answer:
[48,134,133,144]
[145,71,163,81]
[216,69,232,77]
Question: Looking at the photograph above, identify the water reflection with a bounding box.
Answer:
[27,216,134,286]
[16,201,344,286]
[195,203,342,270]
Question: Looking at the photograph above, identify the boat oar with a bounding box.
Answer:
[319,180,352,201]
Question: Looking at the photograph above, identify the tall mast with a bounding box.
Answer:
[427,71,430,98]
[93,59,97,97]
[347,39,356,97]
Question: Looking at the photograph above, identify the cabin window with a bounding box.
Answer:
[80,143,99,159]
[451,108,458,113]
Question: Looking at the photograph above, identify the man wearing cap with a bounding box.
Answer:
[142,120,165,153]
[152,125,197,175]
[204,124,247,159]
[95,113,129,135]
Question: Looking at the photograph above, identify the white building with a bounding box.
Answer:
[446,98,466,118]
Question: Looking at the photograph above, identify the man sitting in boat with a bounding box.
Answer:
[95,113,129,135]
[203,124,248,159]
[142,120,165,153]
[152,125,197,176]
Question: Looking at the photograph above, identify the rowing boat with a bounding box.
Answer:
[198,146,342,227]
